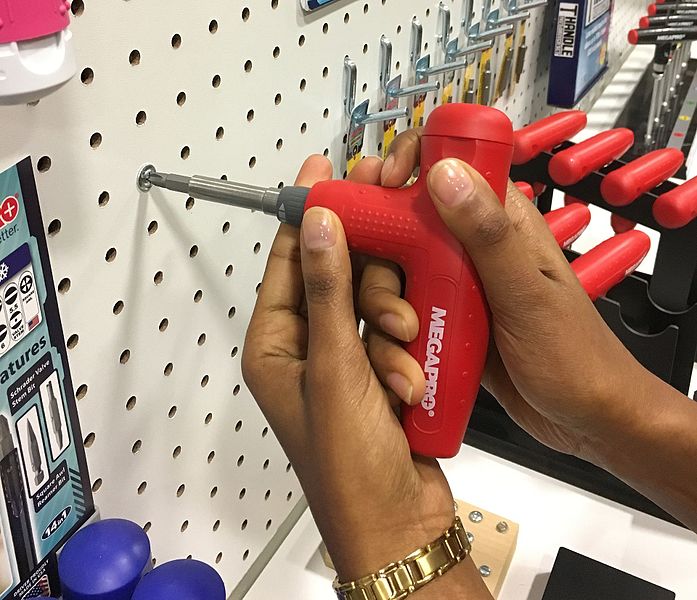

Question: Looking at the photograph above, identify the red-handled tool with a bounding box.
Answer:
[564,194,588,206]
[512,111,587,165]
[548,128,635,186]
[139,104,515,459]
[653,176,697,228]
[571,231,651,301]
[600,148,683,206]
[515,181,534,200]
[611,214,637,234]
[545,203,591,248]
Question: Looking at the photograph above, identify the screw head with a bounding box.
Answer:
[479,565,491,577]
[137,164,156,193]
[468,510,483,523]
[466,531,475,544]
[496,521,509,533]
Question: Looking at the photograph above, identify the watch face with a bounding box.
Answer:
[301,0,341,11]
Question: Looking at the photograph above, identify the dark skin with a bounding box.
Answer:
[243,128,697,596]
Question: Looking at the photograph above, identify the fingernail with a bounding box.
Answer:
[381,153,396,185]
[429,159,474,207]
[303,208,336,251]
[379,313,410,342]
[386,372,414,404]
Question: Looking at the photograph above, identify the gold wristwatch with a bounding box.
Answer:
[333,516,471,600]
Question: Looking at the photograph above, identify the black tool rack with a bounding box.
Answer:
[465,142,697,527]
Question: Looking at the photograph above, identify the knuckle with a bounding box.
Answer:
[473,209,512,247]
[304,269,340,305]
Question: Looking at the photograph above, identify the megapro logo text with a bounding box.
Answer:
[422,307,446,417]
[555,2,578,58]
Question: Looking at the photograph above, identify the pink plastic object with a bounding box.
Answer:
[0,0,70,45]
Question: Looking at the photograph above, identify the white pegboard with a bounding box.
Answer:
[0,0,646,596]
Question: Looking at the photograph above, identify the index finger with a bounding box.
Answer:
[381,128,423,187]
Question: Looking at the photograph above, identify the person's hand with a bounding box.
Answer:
[242,155,489,592]
[364,130,650,466]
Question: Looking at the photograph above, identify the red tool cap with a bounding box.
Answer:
[628,29,639,44]
[545,203,591,248]
[639,16,650,28]
[611,214,637,234]
[548,128,634,186]
[512,111,587,164]
[572,231,651,301]
[514,181,534,200]
[653,176,697,228]
[564,194,588,206]
[600,148,684,206]
[424,103,514,145]
[648,3,657,15]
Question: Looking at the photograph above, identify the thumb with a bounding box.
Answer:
[427,159,543,309]
[300,207,365,371]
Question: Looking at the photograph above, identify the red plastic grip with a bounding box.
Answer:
[611,214,637,234]
[306,104,514,458]
[544,204,591,248]
[571,231,651,301]
[639,16,650,27]
[628,29,639,44]
[600,148,684,206]
[648,3,657,15]
[515,181,534,200]
[548,128,634,186]
[653,176,697,228]
[512,111,587,165]
[564,194,588,206]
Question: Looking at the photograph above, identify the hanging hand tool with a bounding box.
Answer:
[27,421,44,486]
[640,44,672,148]
[628,26,697,43]
[474,0,514,104]
[139,103,515,459]
[600,147,684,205]
[649,2,697,14]
[545,203,592,248]
[653,176,697,227]
[512,110,588,164]
[610,214,637,234]
[641,14,697,27]
[548,128,635,186]
[408,18,437,128]
[509,0,548,95]
[571,231,651,301]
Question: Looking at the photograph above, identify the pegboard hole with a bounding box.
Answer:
[271,0,278,7]
[242,7,250,21]
[164,362,173,376]
[113,300,124,315]
[233,384,241,396]
[129,49,141,66]
[66,334,79,349]
[171,34,182,49]
[181,520,189,532]
[264,490,271,501]
[176,484,186,497]
[210,486,218,498]
[235,420,242,432]
[241,519,248,531]
[158,318,168,332]
[147,220,158,235]
[37,156,52,172]
[168,405,177,418]
[225,265,233,277]
[364,3,369,13]
[207,451,215,463]
[126,395,136,410]
[143,522,151,533]
[194,289,203,303]
[323,108,330,119]
[222,222,230,233]
[154,271,164,285]
[213,520,221,531]
[204,412,213,424]
[300,122,307,134]
[287,491,293,502]
[138,481,147,494]
[299,78,307,91]
[105,247,117,262]
[120,349,130,364]
[91,478,102,492]
[286,462,292,472]
[276,138,283,150]
[322,66,329,78]
[263,459,270,470]
[228,307,236,319]
[244,60,253,73]
[189,245,198,258]
[185,197,194,210]
[132,440,142,454]
[344,12,350,23]
[197,333,206,346]
[273,46,280,58]
[173,445,182,458]
[246,109,254,122]
[322,22,329,33]
[253,242,261,254]
[136,111,147,126]
[242,550,249,561]
[266,519,273,530]
[237,455,244,467]
[81,68,94,84]
[363,44,368,54]
[209,19,218,33]
[212,74,221,88]
[261,426,268,438]
[177,92,187,106]
[249,157,256,168]
[395,61,400,71]
[298,35,305,47]
[200,374,209,387]
[90,132,102,148]
[216,127,224,140]
[84,432,95,447]
[274,93,282,105]
[47,219,61,236]
[239,488,246,499]
[71,0,84,16]
[181,146,190,160]
[98,191,110,207]
[397,24,402,34]
[362,82,368,93]
[216,553,224,564]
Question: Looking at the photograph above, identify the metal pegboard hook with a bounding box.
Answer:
[343,56,358,119]
[380,35,439,99]
[437,2,451,54]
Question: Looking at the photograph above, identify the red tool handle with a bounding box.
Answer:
[653,176,697,228]
[512,111,587,164]
[548,129,635,186]
[571,231,651,301]
[600,148,684,206]
[515,181,534,200]
[611,214,637,234]
[545,204,591,248]
[564,194,588,206]
[306,104,514,458]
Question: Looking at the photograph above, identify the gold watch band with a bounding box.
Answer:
[333,516,471,600]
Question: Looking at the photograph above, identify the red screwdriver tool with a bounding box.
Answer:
[515,181,534,200]
[138,103,514,459]
[546,204,592,248]
[512,110,588,164]
[653,176,697,228]
[548,129,635,186]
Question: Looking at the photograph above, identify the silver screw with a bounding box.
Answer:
[496,521,509,533]
[466,531,475,544]
[468,511,483,524]
[137,164,156,193]
[479,565,491,577]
